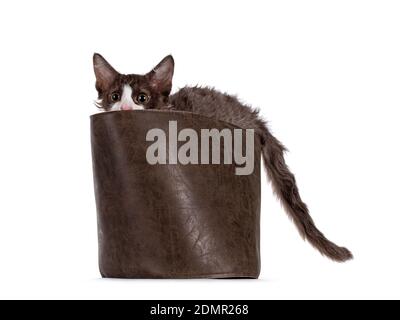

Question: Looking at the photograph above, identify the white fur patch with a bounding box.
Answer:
[110,84,143,111]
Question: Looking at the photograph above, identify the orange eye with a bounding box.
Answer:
[137,93,149,103]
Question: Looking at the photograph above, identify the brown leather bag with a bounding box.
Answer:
[91,110,261,278]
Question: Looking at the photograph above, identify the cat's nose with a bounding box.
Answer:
[121,104,132,110]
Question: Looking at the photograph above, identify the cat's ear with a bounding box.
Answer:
[147,55,174,95]
[93,53,119,91]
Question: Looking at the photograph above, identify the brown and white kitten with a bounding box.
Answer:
[93,53,353,262]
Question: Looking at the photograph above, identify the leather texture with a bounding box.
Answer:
[91,110,261,278]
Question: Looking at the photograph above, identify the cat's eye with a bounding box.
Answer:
[111,92,120,102]
[137,93,149,104]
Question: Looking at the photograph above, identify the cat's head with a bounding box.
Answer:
[93,53,174,111]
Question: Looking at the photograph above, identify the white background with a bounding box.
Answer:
[0,0,399,300]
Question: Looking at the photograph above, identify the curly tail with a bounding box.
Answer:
[259,124,353,262]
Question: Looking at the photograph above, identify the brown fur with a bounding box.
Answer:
[93,54,353,262]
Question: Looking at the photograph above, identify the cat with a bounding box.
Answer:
[93,53,353,262]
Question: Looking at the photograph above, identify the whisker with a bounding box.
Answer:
[93,100,105,110]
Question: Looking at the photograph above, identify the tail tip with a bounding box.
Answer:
[330,246,353,263]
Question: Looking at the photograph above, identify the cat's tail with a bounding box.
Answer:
[259,123,353,262]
